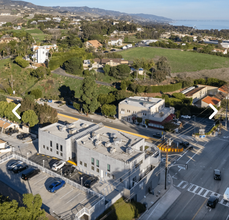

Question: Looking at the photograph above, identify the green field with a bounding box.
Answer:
[118,47,229,73]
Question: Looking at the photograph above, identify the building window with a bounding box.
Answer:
[96,168,99,173]
[127,110,130,113]
[120,178,123,182]
[60,153,63,156]
[56,143,59,150]
[80,161,82,165]
[107,164,110,172]
[56,151,59,155]
[96,160,99,167]
[43,145,45,149]
[121,109,125,112]
[50,141,52,147]
[60,145,63,152]
[46,147,49,150]
[91,158,94,165]
[91,166,94,170]
[50,148,52,152]
[84,163,87,167]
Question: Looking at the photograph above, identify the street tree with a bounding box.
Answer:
[80,76,100,114]
[22,110,39,127]
[101,104,116,117]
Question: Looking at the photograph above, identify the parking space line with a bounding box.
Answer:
[66,192,81,204]
[59,188,74,199]
[39,178,54,189]
[34,175,48,185]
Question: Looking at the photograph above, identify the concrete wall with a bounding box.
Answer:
[38,129,72,161]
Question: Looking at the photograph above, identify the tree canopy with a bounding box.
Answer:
[63,57,83,75]
[22,110,39,127]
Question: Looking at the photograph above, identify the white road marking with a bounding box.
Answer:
[191,185,199,194]
[197,188,205,196]
[177,180,186,188]
[203,190,210,198]
[187,184,194,191]
[59,188,74,199]
[66,192,81,204]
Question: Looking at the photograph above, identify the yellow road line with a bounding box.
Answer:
[192,198,207,220]
[58,113,160,142]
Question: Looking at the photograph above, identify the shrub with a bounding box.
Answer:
[14,56,29,68]
[73,102,81,111]
[7,87,13,95]
[30,89,42,99]
[172,93,186,100]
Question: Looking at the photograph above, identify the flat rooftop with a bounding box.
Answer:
[185,87,205,97]
[40,120,96,140]
[120,96,163,109]
[78,126,144,163]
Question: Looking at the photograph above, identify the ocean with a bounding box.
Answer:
[169,20,229,30]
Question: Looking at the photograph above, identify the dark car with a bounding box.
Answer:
[12,163,28,174]
[8,160,23,170]
[84,178,98,188]
[207,196,219,208]
[180,141,193,150]
[104,51,109,53]
[62,165,76,177]
[21,167,40,180]
[153,133,162,139]
[110,49,116,51]
[214,169,221,180]
[48,179,66,193]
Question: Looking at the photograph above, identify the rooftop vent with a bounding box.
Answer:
[126,147,133,155]
[82,141,86,145]
[95,139,101,147]
[69,128,78,134]
[105,142,111,147]
[58,125,66,132]
[110,147,116,154]
[111,133,117,139]
[67,123,75,128]
[82,123,88,128]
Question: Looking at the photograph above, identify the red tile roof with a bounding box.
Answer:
[219,85,229,94]
[87,40,102,48]
[202,96,220,105]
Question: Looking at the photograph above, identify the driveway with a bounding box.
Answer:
[52,68,112,87]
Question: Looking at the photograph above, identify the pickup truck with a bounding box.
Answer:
[224,188,229,201]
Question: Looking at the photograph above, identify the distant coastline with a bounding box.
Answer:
[169,20,229,30]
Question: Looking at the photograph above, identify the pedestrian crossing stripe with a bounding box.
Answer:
[176,180,229,208]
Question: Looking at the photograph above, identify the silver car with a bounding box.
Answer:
[8,160,23,170]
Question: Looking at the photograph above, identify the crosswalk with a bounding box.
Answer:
[176,180,229,208]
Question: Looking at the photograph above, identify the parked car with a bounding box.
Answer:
[181,115,191,119]
[84,178,98,188]
[110,49,116,51]
[12,163,28,173]
[21,167,40,180]
[153,133,162,139]
[48,179,66,193]
[180,141,193,150]
[207,195,219,208]
[104,51,109,53]
[52,160,66,171]
[48,99,52,103]
[62,165,76,177]
[8,160,23,170]
[213,169,221,180]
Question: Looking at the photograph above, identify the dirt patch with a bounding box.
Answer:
[172,67,229,82]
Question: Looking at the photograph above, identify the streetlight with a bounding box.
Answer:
[81,177,83,186]
[43,160,45,172]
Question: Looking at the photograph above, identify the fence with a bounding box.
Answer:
[0,151,105,220]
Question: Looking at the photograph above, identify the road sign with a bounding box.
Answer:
[12,104,21,119]
[209,103,218,119]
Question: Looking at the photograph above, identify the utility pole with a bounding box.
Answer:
[165,151,168,190]
[226,97,228,130]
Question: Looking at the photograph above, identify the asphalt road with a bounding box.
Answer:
[160,129,229,220]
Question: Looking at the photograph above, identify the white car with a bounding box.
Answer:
[52,161,66,171]
[181,115,191,119]
[8,160,23,170]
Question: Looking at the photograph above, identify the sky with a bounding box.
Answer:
[18,0,229,20]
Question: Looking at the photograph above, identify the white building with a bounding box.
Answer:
[112,21,119,25]
[118,96,175,129]
[142,39,158,45]
[137,28,143,31]
[32,44,58,63]
[0,13,11,16]
[45,17,51,21]
[108,38,123,46]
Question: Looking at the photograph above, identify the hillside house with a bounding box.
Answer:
[0,35,19,44]
[85,40,102,51]
[201,96,221,108]
[108,38,123,46]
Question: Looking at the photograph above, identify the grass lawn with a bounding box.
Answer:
[31,34,48,42]
[124,35,142,44]
[0,59,116,99]
[97,197,145,220]
[118,47,229,73]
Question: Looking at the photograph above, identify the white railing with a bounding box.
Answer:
[0,152,105,220]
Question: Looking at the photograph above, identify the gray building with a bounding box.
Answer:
[39,119,161,210]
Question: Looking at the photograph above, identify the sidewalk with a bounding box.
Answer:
[139,169,181,220]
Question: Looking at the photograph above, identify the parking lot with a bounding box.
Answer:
[0,159,101,218]
[29,153,98,186]
[179,117,215,136]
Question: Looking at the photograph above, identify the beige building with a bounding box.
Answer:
[93,58,129,68]
[85,40,102,51]
[201,96,221,108]
[118,96,175,130]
